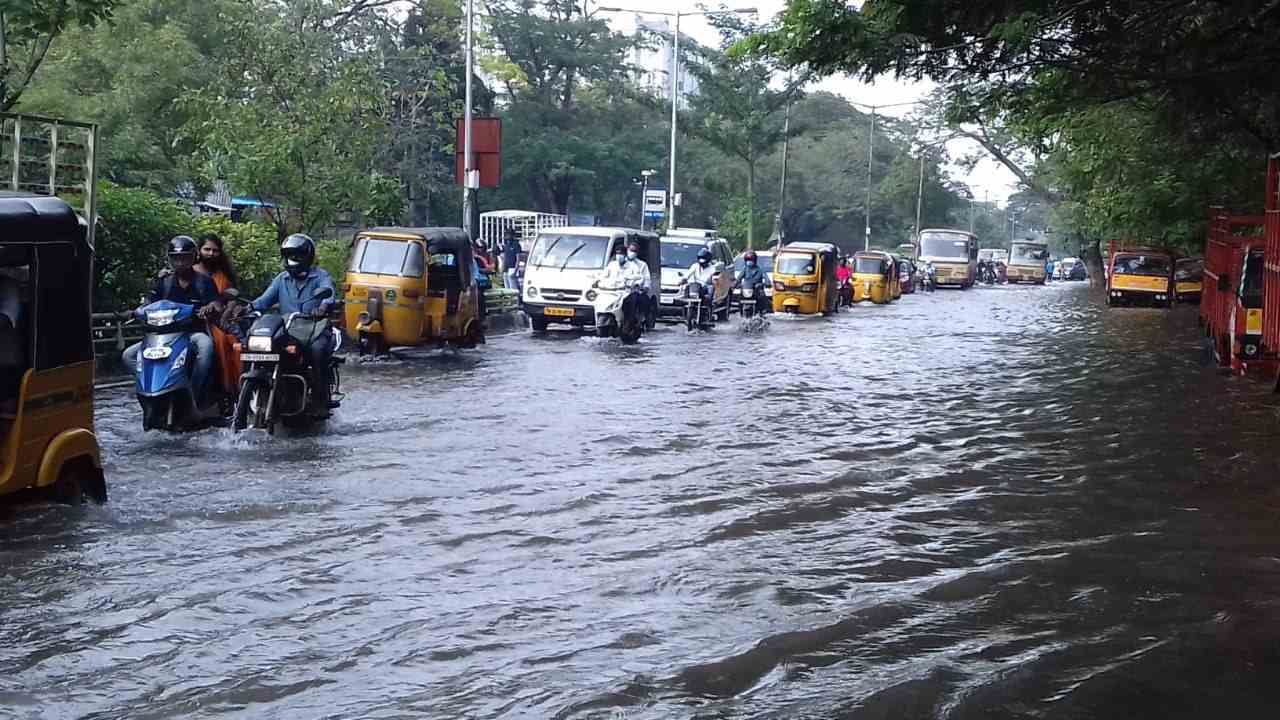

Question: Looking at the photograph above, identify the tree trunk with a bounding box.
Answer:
[1083,239,1105,288]
[747,158,755,250]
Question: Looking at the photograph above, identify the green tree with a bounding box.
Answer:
[683,18,801,248]
[0,0,118,110]
[181,1,389,239]
[94,182,191,308]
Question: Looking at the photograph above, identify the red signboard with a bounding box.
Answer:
[455,117,502,188]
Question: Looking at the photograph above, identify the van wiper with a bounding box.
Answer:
[558,242,587,271]
[535,236,563,267]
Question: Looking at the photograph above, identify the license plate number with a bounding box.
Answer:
[241,353,280,362]
[544,306,575,318]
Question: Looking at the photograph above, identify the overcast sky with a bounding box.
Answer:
[595,1,1023,205]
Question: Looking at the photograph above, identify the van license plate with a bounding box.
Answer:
[544,307,575,318]
[241,353,280,362]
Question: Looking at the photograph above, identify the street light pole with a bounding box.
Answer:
[865,106,875,250]
[771,93,792,251]
[914,152,925,241]
[461,0,475,238]
[667,10,680,230]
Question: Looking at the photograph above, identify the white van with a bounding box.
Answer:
[658,232,734,319]
[522,227,660,333]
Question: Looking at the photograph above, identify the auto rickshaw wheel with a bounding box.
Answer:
[50,458,106,505]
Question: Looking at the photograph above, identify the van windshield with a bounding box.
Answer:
[529,234,612,270]
[776,253,816,276]
[661,242,705,269]
[352,238,421,276]
[919,232,971,259]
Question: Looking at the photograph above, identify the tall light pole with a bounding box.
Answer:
[865,106,875,250]
[771,93,792,250]
[914,152,924,241]
[461,0,475,238]
[598,6,757,231]
[637,169,655,230]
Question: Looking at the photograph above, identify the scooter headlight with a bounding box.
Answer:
[172,347,188,370]
[585,289,597,302]
[247,336,273,352]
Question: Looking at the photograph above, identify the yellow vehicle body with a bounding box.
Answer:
[1176,280,1202,299]
[1110,273,1169,293]
[1006,264,1047,283]
[850,251,896,304]
[344,227,484,354]
[1,193,106,503]
[1,364,103,499]
[772,243,840,315]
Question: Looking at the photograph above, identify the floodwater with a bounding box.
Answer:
[6,282,1280,719]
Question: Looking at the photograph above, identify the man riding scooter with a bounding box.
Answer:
[252,233,337,418]
[598,240,653,322]
[736,250,770,314]
[122,236,220,404]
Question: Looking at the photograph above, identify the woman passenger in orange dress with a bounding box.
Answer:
[194,233,243,399]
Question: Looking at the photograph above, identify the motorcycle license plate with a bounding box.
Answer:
[240,353,280,362]
[544,306,575,318]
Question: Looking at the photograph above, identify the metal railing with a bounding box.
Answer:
[92,311,143,358]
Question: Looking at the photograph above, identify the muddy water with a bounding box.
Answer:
[5,283,1280,719]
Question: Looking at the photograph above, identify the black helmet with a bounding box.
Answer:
[168,235,197,269]
[697,247,713,265]
[281,233,316,278]
[743,250,758,263]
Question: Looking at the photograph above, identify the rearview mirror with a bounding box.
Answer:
[313,287,334,301]
[221,288,240,301]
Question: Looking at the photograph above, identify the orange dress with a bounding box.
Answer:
[206,270,242,394]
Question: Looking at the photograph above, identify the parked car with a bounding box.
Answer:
[658,232,734,321]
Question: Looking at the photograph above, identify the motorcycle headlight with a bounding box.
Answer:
[146,308,179,326]
[247,335,273,352]
[526,286,539,298]
[172,347,188,369]
[585,289,597,302]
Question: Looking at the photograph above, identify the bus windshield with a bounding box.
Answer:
[919,232,971,259]
[1010,242,1049,264]
[1113,254,1171,277]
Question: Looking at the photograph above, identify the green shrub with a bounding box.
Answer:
[95,183,192,309]
[191,215,283,297]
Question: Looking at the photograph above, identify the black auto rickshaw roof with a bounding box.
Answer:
[0,193,87,249]
[363,226,472,252]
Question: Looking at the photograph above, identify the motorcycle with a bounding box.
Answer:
[591,280,647,344]
[232,288,344,434]
[682,281,715,331]
[133,299,227,431]
[739,284,768,319]
[917,266,936,293]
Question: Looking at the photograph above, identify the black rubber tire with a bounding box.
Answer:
[530,318,548,334]
[50,458,105,505]
[232,381,253,431]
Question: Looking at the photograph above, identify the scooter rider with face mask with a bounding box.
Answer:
[599,239,652,323]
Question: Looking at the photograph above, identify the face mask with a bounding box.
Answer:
[746,261,756,268]
[627,251,638,260]
[618,255,627,265]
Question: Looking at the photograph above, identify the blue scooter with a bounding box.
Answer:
[133,299,225,431]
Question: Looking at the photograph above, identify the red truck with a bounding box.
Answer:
[1200,210,1265,372]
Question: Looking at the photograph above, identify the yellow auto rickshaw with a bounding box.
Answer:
[850,251,898,304]
[344,227,485,354]
[772,242,840,315]
[888,254,904,299]
[0,194,106,503]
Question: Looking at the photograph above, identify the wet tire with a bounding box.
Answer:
[530,318,548,334]
[232,381,253,431]
[50,458,106,505]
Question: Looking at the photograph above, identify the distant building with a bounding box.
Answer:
[627,15,698,108]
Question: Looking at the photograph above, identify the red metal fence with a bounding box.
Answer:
[1263,156,1280,379]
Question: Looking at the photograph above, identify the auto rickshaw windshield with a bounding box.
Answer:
[775,253,816,275]
[854,257,885,274]
[351,237,426,277]
[1114,254,1170,276]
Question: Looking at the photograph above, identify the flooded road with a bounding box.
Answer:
[7,282,1280,719]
